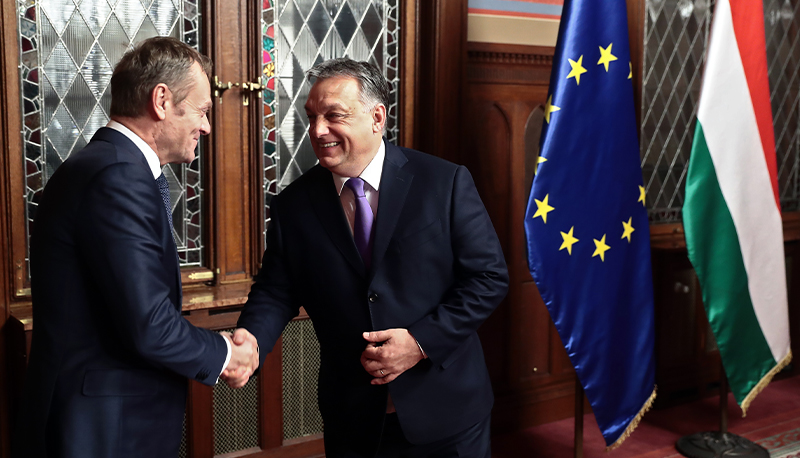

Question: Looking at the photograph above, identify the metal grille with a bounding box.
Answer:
[641,0,712,223]
[17,0,205,274]
[212,328,260,455]
[282,319,323,441]
[179,411,187,458]
[765,0,800,212]
[263,0,400,243]
[642,0,800,223]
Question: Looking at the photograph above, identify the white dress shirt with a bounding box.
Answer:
[331,140,385,233]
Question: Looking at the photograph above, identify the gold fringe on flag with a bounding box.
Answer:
[741,350,792,417]
[606,386,657,452]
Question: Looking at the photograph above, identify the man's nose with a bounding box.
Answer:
[200,114,211,135]
[310,119,329,137]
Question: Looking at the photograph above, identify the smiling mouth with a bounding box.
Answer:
[320,142,340,148]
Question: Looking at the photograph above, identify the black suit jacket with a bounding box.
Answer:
[14,128,228,458]
[238,142,508,454]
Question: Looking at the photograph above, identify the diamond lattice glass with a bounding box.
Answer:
[18,0,205,274]
[642,0,800,223]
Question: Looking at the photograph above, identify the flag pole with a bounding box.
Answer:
[574,377,584,458]
[674,362,768,457]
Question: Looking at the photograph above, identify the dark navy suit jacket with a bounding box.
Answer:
[14,127,228,458]
[238,142,509,455]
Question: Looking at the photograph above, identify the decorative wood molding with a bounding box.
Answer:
[649,211,800,251]
[467,43,554,66]
[466,42,555,85]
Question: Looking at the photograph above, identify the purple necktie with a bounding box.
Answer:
[345,177,374,269]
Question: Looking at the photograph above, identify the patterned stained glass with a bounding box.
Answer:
[18,0,205,275]
[263,0,400,243]
[641,0,800,223]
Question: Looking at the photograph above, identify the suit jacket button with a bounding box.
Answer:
[368,293,378,303]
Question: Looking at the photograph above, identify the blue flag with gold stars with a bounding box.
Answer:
[524,0,656,449]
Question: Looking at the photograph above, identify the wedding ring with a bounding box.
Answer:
[380,369,385,376]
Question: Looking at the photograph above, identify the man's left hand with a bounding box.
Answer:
[361,328,424,385]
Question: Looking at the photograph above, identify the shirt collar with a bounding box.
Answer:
[332,139,385,195]
[106,120,162,179]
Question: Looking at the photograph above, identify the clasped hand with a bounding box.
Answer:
[220,328,259,389]
[360,328,425,385]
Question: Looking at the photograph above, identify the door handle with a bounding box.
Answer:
[240,77,264,106]
[213,76,238,104]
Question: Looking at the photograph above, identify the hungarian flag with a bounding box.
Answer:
[684,0,792,414]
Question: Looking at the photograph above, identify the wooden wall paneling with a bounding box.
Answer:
[205,0,256,285]
[260,335,284,451]
[413,0,467,162]
[626,0,645,124]
[0,0,22,455]
[788,242,800,366]
[3,8,25,303]
[650,249,721,409]
[187,381,215,458]
[463,42,587,433]
[398,0,418,149]
[469,99,512,393]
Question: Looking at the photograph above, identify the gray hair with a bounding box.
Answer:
[306,58,390,113]
[110,37,212,118]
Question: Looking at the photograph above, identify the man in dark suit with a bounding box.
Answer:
[14,37,258,458]
[232,58,508,457]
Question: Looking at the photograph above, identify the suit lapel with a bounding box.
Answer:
[371,143,412,278]
[94,127,183,309]
[307,166,367,276]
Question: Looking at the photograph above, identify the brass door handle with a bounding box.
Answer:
[240,77,264,106]
[213,76,238,103]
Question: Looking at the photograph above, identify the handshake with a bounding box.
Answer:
[219,328,260,388]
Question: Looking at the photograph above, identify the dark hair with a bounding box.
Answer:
[306,58,390,113]
[110,37,212,118]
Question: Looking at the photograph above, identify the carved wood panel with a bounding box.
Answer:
[463,42,581,431]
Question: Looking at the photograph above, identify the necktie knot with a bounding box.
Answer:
[345,177,366,197]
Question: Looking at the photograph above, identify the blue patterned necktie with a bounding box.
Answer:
[345,177,374,269]
[156,173,173,232]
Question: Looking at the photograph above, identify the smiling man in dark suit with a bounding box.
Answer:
[231,58,509,458]
[14,37,258,458]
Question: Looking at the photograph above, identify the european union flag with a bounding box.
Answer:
[523,0,657,449]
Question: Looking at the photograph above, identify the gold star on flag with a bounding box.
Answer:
[621,217,635,243]
[535,156,547,175]
[567,55,587,85]
[560,226,579,255]
[533,194,555,223]
[597,44,618,72]
[638,185,646,206]
[628,62,632,79]
[544,95,561,123]
[592,235,610,261]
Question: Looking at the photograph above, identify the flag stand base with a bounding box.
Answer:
[675,432,769,458]
[675,365,768,458]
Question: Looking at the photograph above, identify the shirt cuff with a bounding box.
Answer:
[217,334,233,383]
[414,338,427,359]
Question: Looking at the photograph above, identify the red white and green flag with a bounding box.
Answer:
[684,0,792,414]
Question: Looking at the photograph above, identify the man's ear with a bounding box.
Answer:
[151,83,170,121]
[372,104,387,134]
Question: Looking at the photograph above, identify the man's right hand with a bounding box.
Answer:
[220,329,259,388]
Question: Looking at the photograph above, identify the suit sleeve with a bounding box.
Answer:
[237,193,300,367]
[76,162,227,386]
[408,165,509,365]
